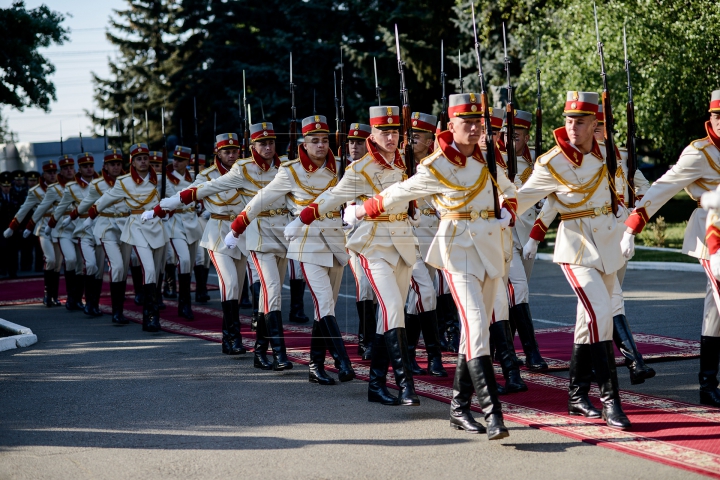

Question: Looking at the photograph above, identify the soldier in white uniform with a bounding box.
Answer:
[292,107,419,406]
[190,154,212,304]
[345,122,376,360]
[159,134,250,356]
[50,152,101,316]
[76,149,131,324]
[32,155,84,311]
[354,94,516,438]
[225,116,356,384]
[4,160,61,306]
[90,143,168,332]
[635,90,720,407]
[516,91,631,430]
[404,111,447,378]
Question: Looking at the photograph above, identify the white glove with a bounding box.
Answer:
[621,231,635,259]
[83,217,93,228]
[141,210,155,222]
[343,205,359,228]
[284,217,305,242]
[44,226,52,236]
[201,209,210,220]
[498,207,512,229]
[408,209,421,227]
[523,238,539,260]
[22,229,31,238]
[3,228,13,238]
[224,231,239,249]
[711,252,720,281]
[60,216,72,228]
[160,196,183,210]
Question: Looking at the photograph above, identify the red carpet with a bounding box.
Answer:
[86,298,720,479]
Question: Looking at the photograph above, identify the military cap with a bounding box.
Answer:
[11,170,25,181]
[347,123,371,140]
[76,152,95,166]
[596,104,605,124]
[0,172,11,187]
[448,93,483,118]
[190,154,206,167]
[503,109,532,130]
[42,159,58,172]
[563,91,599,117]
[173,145,192,161]
[482,107,504,132]
[710,90,720,113]
[410,112,438,133]
[216,133,240,150]
[130,143,150,158]
[104,148,123,163]
[26,171,40,181]
[149,151,163,163]
[250,122,276,141]
[58,154,74,167]
[369,106,400,130]
[301,115,330,135]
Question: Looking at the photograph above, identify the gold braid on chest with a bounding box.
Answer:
[241,164,273,191]
[119,181,159,209]
[286,166,337,206]
[427,164,490,210]
[519,167,533,185]
[546,163,607,209]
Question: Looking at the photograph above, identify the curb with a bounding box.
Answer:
[0,319,38,352]
[535,253,703,272]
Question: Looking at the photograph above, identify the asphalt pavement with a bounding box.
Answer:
[0,260,709,479]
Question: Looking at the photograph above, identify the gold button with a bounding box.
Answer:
[488,232,492,235]
[321,229,325,232]
[593,228,597,232]
[391,231,395,235]
[472,232,476,236]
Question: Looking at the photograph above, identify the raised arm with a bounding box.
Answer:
[7,189,41,230]
[229,167,294,234]
[50,186,75,224]
[77,184,101,215]
[31,186,59,224]
[177,165,245,204]
[516,164,561,216]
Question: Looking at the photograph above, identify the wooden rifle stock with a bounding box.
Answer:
[601,92,618,215]
[626,101,637,206]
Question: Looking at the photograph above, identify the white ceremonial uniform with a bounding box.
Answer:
[164,167,204,275]
[194,203,211,269]
[406,194,439,315]
[11,180,61,271]
[93,167,168,285]
[32,177,75,272]
[366,137,517,359]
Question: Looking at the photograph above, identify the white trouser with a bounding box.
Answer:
[249,251,288,314]
[435,269,452,296]
[507,243,534,306]
[358,255,412,334]
[195,244,210,269]
[78,237,105,279]
[288,258,304,281]
[208,250,248,302]
[492,257,512,323]
[39,236,62,272]
[444,269,499,360]
[301,259,344,321]
[131,248,140,267]
[101,239,131,283]
[170,238,198,275]
[699,259,720,337]
[406,252,437,314]
[560,263,615,344]
[348,250,374,302]
[132,245,165,285]
[58,237,80,273]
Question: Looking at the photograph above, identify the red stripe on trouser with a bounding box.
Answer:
[358,254,388,333]
[561,263,599,344]
[347,255,361,302]
[410,276,424,313]
[701,259,720,305]
[133,246,146,286]
[507,279,516,308]
[288,259,296,280]
[444,270,473,359]
[300,262,321,321]
[491,309,496,324]
[208,250,226,301]
[250,252,269,313]
[77,238,87,275]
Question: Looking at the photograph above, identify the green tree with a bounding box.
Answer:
[0,1,68,111]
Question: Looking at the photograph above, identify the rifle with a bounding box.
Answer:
[623,24,637,206]
[179,118,184,146]
[502,23,517,182]
[459,50,463,94]
[594,2,619,215]
[144,110,149,144]
[535,37,543,158]
[160,106,168,199]
[79,131,84,152]
[242,70,250,159]
[288,52,297,160]
[60,122,63,156]
[471,3,501,218]
[211,111,217,166]
[373,57,382,106]
[193,97,200,176]
[131,98,135,145]
[440,40,447,131]
[338,47,347,179]
[395,24,416,217]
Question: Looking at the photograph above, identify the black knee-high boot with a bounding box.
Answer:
[309,321,335,385]
[131,265,144,305]
[253,313,273,370]
[289,280,310,324]
[356,300,376,360]
[221,300,245,354]
[613,314,655,384]
[489,321,527,394]
[194,265,210,303]
[240,274,252,309]
[419,310,448,377]
[591,341,631,430]
[384,327,420,406]
[163,264,177,299]
[177,273,194,320]
[319,315,355,382]
[405,312,426,375]
[142,283,160,332]
[368,333,398,405]
[65,271,83,311]
[699,336,720,407]
[264,311,292,370]
[567,344,601,418]
[155,274,166,310]
[511,303,548,371]
[450,354,485,433]
[467,356,509,440]
[111,281,129,324]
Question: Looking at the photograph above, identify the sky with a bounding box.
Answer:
[2,0,125,143]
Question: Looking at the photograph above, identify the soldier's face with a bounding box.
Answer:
[217,148,239,168]
[172,158,189,173]
[411,132,433,156]
[133,154,150,173]
[43,171,57,184]
[304,134,329,160]
[711,114,720,137]
[508,128,529,153]
[348,138,367,160]
[370,128,399,154]
[565,115,597,148]
[254,140,276,160]
[60,165,75,179]
[449,117,482,146]
[1,185,10,195]
[27,178,38,187]
[14,178,24,187]
[593,124,605,143]
[105,161,123,177]
[79,164,95,178]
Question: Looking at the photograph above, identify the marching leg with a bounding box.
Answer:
[489,319,527,394]
[163,263,177,299]
[450,354,485,433]
[309,321,335,385]
[367,333,398,405]
[567,344,601,418]
[405,312,426,375]
[419,310,448,377]
[611,272,654,383]
[700,266,720,406]
[253,312,272,370]
[511,303,549,371]
[288,259,309,324]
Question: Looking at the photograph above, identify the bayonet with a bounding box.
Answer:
[459,50,463,94]
[535,37,543,157]
[373,57,382,106]
[193,97,200,176]
[288,52,297,160]
[131,98,135,145]
[242,70,250,158]
[160,106,168,199]
[395,24,416,217]
[624,23,637,206]
[440,39,447,131]
[337,46,347,179]
[502,22,517,181]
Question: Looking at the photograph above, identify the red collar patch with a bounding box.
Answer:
[553,127,603,167]
[216,160,230,175]
[131,165,158,185]
[102,169,118,187]
[366,138,405,170]
[436,130,483,167]
[298,144,337,174]
[251,148,281,172]
[706,121,720,151]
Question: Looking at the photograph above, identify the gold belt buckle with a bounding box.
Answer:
[325,212,333,219]
[229,214,236,220]
[388,213,397,222]
[474,210,483,220]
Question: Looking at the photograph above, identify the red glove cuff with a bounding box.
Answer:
[707,225,720,255]
[179,188,197,205]
[8,218,19,231]
[529,219,548,242]
[625,206,649,234]
[153,205,167,218]
[47,216,58,228]
[230,211,250,235]
[69,208,79,220]
[88,205,99,220]
[502,198,517,227]
[26,219,35,231]
[299,203,321,225]
[364,195,385,219]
